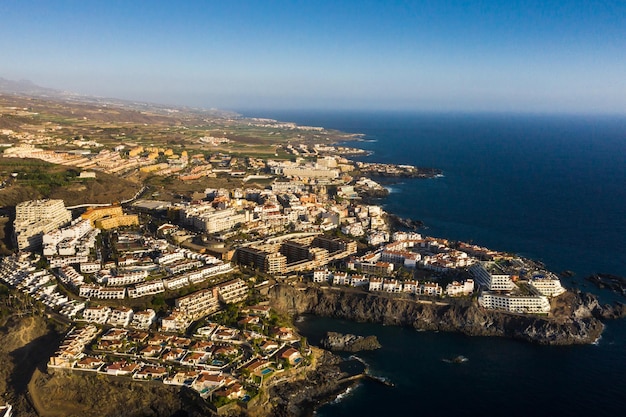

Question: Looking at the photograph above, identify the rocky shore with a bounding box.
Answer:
[269,284,626,345]
[268,349,364,417]
[386,213,423,231]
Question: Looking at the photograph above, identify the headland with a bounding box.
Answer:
[0,90,624,417]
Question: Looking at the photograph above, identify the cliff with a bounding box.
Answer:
[29,369,212,417]
[0,301,66,416]
[268,349,359,417]
[268,285,619,345]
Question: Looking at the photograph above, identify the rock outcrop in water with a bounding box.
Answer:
[320,331,382,352]
[585,273,626,297]
[269,284,624,345]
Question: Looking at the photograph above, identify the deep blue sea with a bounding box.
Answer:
[241,110,626,416]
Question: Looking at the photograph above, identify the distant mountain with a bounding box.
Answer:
[0,76,239,119]
[0,77,66,97]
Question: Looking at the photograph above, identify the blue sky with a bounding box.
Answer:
[1,0,625,113]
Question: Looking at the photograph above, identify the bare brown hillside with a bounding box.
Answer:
[0,312,64,416]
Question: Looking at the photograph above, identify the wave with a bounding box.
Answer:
[330,384,359,404]
[592,335,602,346]
[348,355,369,367]
[442,355,469,364]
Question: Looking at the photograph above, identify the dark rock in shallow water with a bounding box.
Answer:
[585,273,626,297]
[320,331,382,352]
[387,213,423,231]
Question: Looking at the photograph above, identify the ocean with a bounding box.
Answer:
[240,110,626,416]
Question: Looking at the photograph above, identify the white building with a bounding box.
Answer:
[48,255,89,268]
[368,277,383,292]
[79,284,101,298]
[313,268,332,283]
[470,263,516,291]
[216,279,248,304]
[97,287,126,300]
[108,307,134,327]
[175,288,220,320]
[130,309,156,330]
[161,310,191,333]
[529,275,566,297]
[43,219,93,248]
[58,266,85,287]
[15,199,72,251]
[59,300,86,318]
[351,274,369,287]
[446,279,475,297]
[479,292,550,314]
[157,251,185,265]
[128,280,165,298]
[82,306,112,324]
[163,275,191,290]
[383,279,403,293]
[419,282,443,296]
[80,261,101,274]
[182,206,247,233]
[107,270,148,286]
[332,272,349,286]
[403,279,419,293]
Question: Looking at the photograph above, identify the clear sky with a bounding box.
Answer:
[1,0,625,113]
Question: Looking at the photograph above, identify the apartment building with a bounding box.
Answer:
[183,206,247,233]
[312,236,357,255]
[529,275,566,297]
[235,247,287,274]
[175,288,220,320]
[128,280,165,298]
[215,279,248,304]
[108,307,134,327]
[479,292,551,314]
[130,309,156,330]
[82,306,112,324]
[470,263,516,291]
[14,199,72,251]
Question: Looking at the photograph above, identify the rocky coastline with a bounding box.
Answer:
[386,213,423,231]
[269,284,626,346]
[268,349,364,417]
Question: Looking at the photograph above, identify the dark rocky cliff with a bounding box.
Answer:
[268,284,615,345]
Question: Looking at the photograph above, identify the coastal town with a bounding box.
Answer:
[0,94,611,417]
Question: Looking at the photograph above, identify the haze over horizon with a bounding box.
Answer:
[2,0,625,114]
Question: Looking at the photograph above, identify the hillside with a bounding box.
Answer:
[0,287,65,416]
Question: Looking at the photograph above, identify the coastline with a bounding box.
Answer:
[2,104,625,417]
[269,284,623,346]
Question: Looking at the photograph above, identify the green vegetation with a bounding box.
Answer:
[212,395,233,408]
[213,303,240,327]
[17,168,77,191]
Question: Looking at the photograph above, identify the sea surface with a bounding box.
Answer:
[241,110,626,416]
